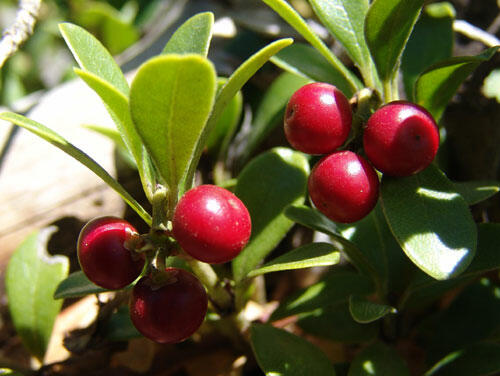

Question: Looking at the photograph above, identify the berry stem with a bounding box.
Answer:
[187,259,233,312]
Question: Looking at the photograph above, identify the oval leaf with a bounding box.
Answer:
[247,242,340,277]
[129,54,216,199]
[232,148,309,282]
[102,306,141,341]
[271,44,356,96]
[59,22,129,95]
[348,295,396,323]
[54,271,107,299]
[6,227,69,361]
[162,12,214,56]
[251,324,336,376]
[0,112,151,225]
[309,0,375,83]
[365,0,425,81]
[271,271,374,320]
[454,180,500,205]
[415,47,499,121]
[381,165,477,280]
[348,342,410,376]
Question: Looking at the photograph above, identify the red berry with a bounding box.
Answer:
[77,216,144,290]
[172,185,251,264]
[129,268,208,344]
[284,82,352,155]
[308,151,379,223]
[363,101,440,176]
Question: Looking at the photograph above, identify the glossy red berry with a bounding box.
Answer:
[284,82,352,155]
[129,268,208,344]
[77,216,144,290]
[308,151,379,223]
[363,101,440,176]
[172,185,251,264]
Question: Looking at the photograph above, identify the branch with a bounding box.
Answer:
[454,19,500,48]
[0,0,42,69]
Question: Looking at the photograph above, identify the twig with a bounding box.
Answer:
[0,0,42,69]
[454,19,500,48]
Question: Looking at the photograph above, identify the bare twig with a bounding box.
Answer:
[0,0,42,69]
[454,19,500,48]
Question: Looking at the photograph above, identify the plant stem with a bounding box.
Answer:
[188,259,233,311]
[383,79,393,103]
[151,185,168,231]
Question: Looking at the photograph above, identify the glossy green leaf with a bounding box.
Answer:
[348,295,396,324]
[420,278,500,363]
[425,343,500,376]
[6,227,69,361]
[129,54,216,200]
[59,22,129,95]
[401,2,455,100]
[184,38,293,195]
[232,148,309,282]
[239,72,310,165]
[381,165,476,280]
[84,124,136,168]
[416,47,499,121]
[454,181,500,205]
[162,12,214,56]
[465,223,500,275]
[348,342,410,376]
[102,306,141,341]
[250,324,336,376]
[0,112,151,225]
[206,78,243,157]
[284,204,380,284]
[309,0,375,85]
[298,301,379,343]
[365,0,425,81]
[247,242,340,277]
[75,69,154,200]
[271,271,374,320]
[54,271,107,299]
[271,44,356,96]
[261,0,360,93]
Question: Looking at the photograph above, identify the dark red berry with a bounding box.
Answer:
[363,101,440,176]
[308,151,379,223]
[172,185,251,264]
[77,216,144,290]
[129,268,208,344]
[284,82,352,155]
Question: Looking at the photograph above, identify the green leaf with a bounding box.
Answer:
[482,68,500,102]
[187,38,293,193]
[232,148,309,282]
[415,47,499,121]
[271,44,357,96]
[102,306,141,341]
[239,72,311,165]
[348,295,396,324]
[309,0,375,85]
[247,242,341,277]
[365,0,425,81]
[163,12,214,56]
[0,112,151,225]
[75,69,155,200]
[348,342,410,376]
[261,0,360,93]
[6,227,69,361]
[381,165,476,280]
[284,204,380,285]
[59,22,129,95]
[271,271,374,320]
[453,181,500,205]
[298,301,379,343]
[54,271,107,299]
[250,324,336,376]
[401,2,455,101]
[129,54,216,200]
[465,223,500,275]
[425,343,500,376]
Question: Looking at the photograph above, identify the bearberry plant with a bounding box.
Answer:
[3,0,500,375]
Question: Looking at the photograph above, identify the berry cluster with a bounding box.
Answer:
[284,82,439,223]
[77,185,251,343]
